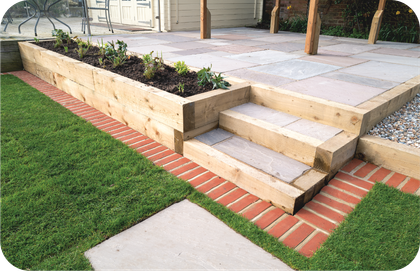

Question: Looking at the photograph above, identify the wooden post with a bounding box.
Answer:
[305,0,320,55]
[368,0,386,44]
[312,13,322,55]
[270,0,280,34]
[200,0,211,39]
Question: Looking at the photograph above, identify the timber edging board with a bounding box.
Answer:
[356,135,420,180]
[1,40,24,72]
[18,41,251,153]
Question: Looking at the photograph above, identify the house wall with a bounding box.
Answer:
[168,0,264,31]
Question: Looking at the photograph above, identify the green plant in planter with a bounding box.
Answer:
[177,82,185,93]
[64,46,68,53]
[197,65,231,90]
[174,61,189,76]
[142,51,164,79]
[74,38,92,59]
[34,37,40,44]
[105,40,129,68]
[97,38,107,56]
[52,29,71,48]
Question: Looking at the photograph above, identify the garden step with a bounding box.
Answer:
[219,103,343,167]
[184,129,328,214]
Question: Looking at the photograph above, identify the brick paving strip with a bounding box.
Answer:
[4,71,420,258]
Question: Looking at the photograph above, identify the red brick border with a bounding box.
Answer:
[5,71,420,258]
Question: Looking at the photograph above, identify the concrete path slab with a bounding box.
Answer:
[321,72,399,90]
[321,43,376,54]
[214,136,311,183]
[283,76,385,106]
[339,61,420,83]
[258,42,306,52]
[250,59,341,80]
[85,200,293,270]
[226,50,301,65]
[284,119,342,142]
[168,54,257,73]
[226,69,294,87]
[230,103,300,127]
[369,48,420,58]
[351,52,420,67]
[195,128,234,146]
[300,54,368,67]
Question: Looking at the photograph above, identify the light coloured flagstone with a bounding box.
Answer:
[282,76,386,106]
[351,52,420,67]
[128,44,183,54]
[195,128,233,146]
[168,53,257,72]
[321,43,377,54]
[226,50,301,65]
[226,69,294,86]
[165,41,215,50]
[375,40,419,50]
[369,48,420,58]
[321,72,399,90]
[410,47,420,52]
[254,35,306,44]
[214,136,311,183]
[300,54,368,67]
[125,38,171,47]
[339,61,420,83]
[284,119,342,142]
[229,103,300,127]
[85,200,293,270]
[257,42,306,52]
[250,59,341,80]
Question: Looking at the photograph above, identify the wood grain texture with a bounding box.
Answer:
[368,10,383,45]
[305,0,319,54]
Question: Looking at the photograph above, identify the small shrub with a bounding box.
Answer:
[52,29,70,48]
[97,38,107,56]
[34,37,39,44]
[174,61,189,76]
[177,83,185,93]
[105,40,129,68]
[197,66,231,90]
[64,46,68,53]
[74,38,92,59]
[142,51,164,79]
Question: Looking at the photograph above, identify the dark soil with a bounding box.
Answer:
[35,40,214,97]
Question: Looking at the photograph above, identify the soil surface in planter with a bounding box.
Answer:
[36,40,214,97]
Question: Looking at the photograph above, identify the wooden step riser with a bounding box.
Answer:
[184,139,327,214]
[219,110,322,167]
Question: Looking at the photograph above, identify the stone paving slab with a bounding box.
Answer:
[257,42,306,52]
[213,135,311,183]
[369,48,420,58]
[85,200,293,270]
[173,48,216,56]
[226,50,301,65]
[316,49,353,56]
[128,44,183,54]
[168,54,257,73]
[250,59,341,80]
[143,33,196,43]
[195,128,234,146]
[283,76,386,106]
[165,41,215,50]
[211,44,264,54]
[351,52,420,67]
[320,43,376,54]
[321,72,399,90]
[226,69,294,87]
[300,54,368,67]
[375,41,420,50]
[338,61,420,83]
[410,47,420,52]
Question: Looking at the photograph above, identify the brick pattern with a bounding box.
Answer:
[6,71,420,259]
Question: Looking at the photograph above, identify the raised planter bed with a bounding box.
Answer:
[18,41,250,153]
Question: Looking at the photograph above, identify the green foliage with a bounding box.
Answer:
[197,66,231,90]
[64,46,68,53]
[174,61,189,76]
[52,29,71,48]
[177,83,185,93]
[142,51,164,79]
[279,16,308,33]
[74,38,92,59]
[105,40,129,68]
[33,37,39,44]
[97,38,107,56]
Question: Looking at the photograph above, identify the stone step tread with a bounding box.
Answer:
[228,103,343,142]
[195,129,311,183]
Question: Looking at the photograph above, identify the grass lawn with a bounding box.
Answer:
[1,74,419,270]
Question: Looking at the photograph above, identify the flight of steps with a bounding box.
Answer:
[184,102,358,214]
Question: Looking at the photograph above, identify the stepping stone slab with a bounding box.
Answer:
[283,119,342,142]
[321,43,376,54]
[195,128,234,146]
[226,69,294,87]
[213,136,311,183]
[84,200,293,270]
[229,102,300,127]
[369,48,420,58]
[129,44,182,54]
[300,54,368,67]
[351,52,420,67]
[258,42,306,52]
[250,59,341,80]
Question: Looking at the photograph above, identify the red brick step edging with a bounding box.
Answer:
[5,71,420,258]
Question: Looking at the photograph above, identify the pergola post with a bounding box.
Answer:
[305,0,321,55]
[270,0,280,34]
[368,0,386,44]
[200,0,211,39]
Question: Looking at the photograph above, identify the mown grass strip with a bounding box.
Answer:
[1,74,194,270]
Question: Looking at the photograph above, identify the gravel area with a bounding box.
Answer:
[368,93,420,148]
